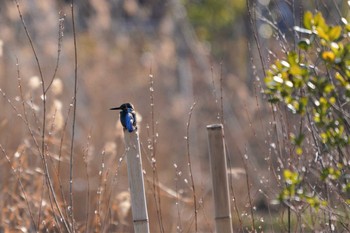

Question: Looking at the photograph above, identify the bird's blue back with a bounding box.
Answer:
[120,109,136,132]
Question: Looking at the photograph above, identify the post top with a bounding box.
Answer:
[206,124,223,129]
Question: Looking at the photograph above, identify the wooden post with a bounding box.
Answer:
[206,124,233,233]
[123,130,150,233]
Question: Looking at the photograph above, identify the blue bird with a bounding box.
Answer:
[110,103,137,132]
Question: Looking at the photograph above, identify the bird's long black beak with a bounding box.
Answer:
[110,107,121,110]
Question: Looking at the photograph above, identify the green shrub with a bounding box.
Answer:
[265,11,350,224]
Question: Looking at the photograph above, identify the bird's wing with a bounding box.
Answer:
[125,112,134,132]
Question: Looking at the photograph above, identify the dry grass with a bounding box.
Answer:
[3,1,345,233]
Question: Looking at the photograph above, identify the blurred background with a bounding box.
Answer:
[0,0,348,232]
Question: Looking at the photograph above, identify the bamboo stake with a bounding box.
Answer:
[206,124,233,233]
[123,130,150,233]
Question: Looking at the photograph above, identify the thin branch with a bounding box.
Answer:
[219,61,224,125]
[69,0,78,231]
[12,1,71,231]
[225,144,243,231]
[210,65,219,119]
[14,0,50,218]
[95,151,106,230]
[185,102,197,232]
[174,163,183,232]
[14,0,48,184]
[56,100,74,222]
[148,72,165,233]
[102,153,126,232]
[82,134,92,233]
[241,146,256,232]
[246,0,266,77]
[45,13,65,93]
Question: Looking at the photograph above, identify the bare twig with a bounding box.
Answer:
[45,13,65,93]
[69,0,79,231]
[82,134,92,233]
[174,163,183,232]
[241,146,256,232]
[58,100,73,177]
[95,151,106,230]
[14,1,52,223]
[148,72,165,233]
[12,8,71,227]
[209,65,220,120]
[246,0,266,77]
[55,100,74,224]
[185,102,197,232]
[219,61,224,125]
[102,153,126,232]
[225,145,243,231]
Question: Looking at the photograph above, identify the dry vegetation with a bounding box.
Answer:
[0,0,348,232]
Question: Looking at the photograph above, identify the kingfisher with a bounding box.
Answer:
[110,103,137,132]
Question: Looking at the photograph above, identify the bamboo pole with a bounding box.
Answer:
[206,124,233,233]
[123,130,150,233]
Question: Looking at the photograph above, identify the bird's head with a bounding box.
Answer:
[110,103,134,111]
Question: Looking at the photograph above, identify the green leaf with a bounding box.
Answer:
[314,12,328,31]
[345,23,350,32]
[330,43,344,63]
[283,169,300,185]
[316,26,329,41]
[328,26,342,41]
[303,11,313,30]
[335,72,346,86]
[305,196,327,211]
[324,84,334,93]
[287,52,299,65]
[290,64,303,76]
[320,132,328,143]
